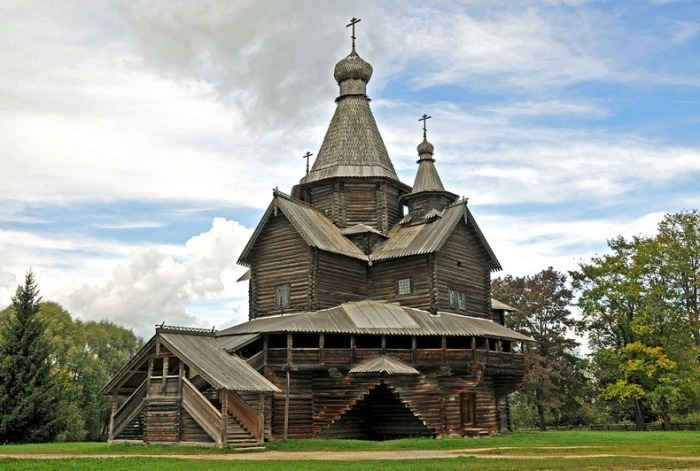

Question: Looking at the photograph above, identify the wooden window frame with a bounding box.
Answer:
[397,277,414,296]
[275,284,290,309]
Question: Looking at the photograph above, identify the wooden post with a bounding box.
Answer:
[162,356,169,389]
[258,393,264,444]
[220,389,228,447]
[109,392,117,441]
[284,370,290,440]
[146,357,154,398]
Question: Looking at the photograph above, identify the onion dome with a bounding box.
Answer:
[417,138,434,156]
[300,46,400,185]
[334,50,373,84]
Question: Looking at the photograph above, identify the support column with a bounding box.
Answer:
[109,392,117,441]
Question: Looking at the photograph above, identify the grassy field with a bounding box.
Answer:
[1,431,699,470]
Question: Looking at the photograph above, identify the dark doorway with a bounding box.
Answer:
[320,383,433,440]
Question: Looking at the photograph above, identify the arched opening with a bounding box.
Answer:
[320,383,434,440]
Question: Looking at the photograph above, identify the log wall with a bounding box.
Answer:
[435,220,491,319]
[304,179,405,231]
[369,255,431,311]
[315,252,368,309]
[251,214,311,318]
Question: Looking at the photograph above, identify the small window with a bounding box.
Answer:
[397,278,413,296]
[449,288,458,308]
[458,292,467,310]
[448,288,467,311]
[275,284,290,309]
[488,338,499,351]
[475,337,487,350]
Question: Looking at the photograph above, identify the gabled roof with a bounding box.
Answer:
[218,300,532,341]
[159,333,279,392]
[370,202,501,270]
[238,192,368,267]
[101,331,280,395]
[349,355,420,375]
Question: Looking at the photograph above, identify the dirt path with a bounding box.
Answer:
[2,449,700,462]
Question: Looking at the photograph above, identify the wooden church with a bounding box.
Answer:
[102,20,531,447]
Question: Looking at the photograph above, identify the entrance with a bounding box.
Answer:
[320,383,433,440]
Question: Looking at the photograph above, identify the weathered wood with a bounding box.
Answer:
[111,380,147,440]
[181,378,223,445]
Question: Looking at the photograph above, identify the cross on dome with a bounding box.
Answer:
[302,151,313,176]
[419,114,431,139]
[346,17,361,51]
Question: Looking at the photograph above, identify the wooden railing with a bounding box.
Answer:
[224,389,261,440]
[182,378,223,445]
[111,380,147,439]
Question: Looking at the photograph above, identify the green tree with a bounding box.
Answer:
[36,304,143,441]
[0,272,63,443]
[492,267,581,430]
[572,210,700,429]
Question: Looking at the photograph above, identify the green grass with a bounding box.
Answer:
[265,430,700,453]
[1,431,699,470]
[1,456,699,471]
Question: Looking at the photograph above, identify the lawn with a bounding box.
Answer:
[1,431,699,470]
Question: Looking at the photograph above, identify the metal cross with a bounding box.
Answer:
[302,151,313,176]
[419,114,432,139]
[346,17,361,50]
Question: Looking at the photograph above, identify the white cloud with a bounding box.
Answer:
[63,217,252,339]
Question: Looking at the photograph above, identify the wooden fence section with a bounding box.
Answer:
[181,378,223,445]
[111,380,147,439]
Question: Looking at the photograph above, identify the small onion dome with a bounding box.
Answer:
[334,50,373,84]
[417,138,434,156]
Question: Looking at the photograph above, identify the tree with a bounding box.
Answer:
[0,272,63,443]
[572,210,700,429]
[36,303,143,441]
[492,267,581,430]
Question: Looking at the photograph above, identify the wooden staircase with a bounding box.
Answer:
[111,380,147,440]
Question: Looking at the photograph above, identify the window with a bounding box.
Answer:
[385,335,413,349]
[446,336,471,349]
[355,335,382,349]
[275,284,290,309]
[416,335,442,349]
[292,333,318,349]
[397,278,413,296]
[459,292,467,310]
[324,334,351,349]
[449,288,467,311]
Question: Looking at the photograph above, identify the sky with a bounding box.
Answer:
[1,1,699,340]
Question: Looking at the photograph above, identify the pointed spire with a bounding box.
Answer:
[412,114,445,193]
[404,115,458,216]
[301,19,399,185]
